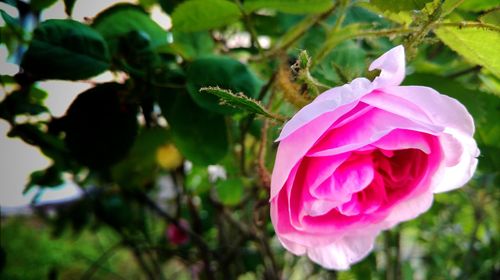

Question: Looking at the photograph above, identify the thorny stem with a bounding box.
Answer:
[434,21,500,33]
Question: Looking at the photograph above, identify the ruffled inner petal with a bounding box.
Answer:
[307,106,443,157]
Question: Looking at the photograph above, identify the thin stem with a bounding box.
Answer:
[129,241,157,280]
[331,0,348,32]
[266,4,338,56]
[445,65,482,78]
[313,26,415,66]
[257,119,271,189]
[404,1,444,59]
[80,243,123,280]
[234,0,263,53]
[434,21,500,32]
[136,192,211,254]
[187,195,216,280]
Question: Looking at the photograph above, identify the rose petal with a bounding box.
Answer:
[380,85,475,136]
[371,129,433,154]
[433,129,479,193]
[307,234,377,270]
[383,191,434,229]
[308,108,443,157]
[369,45,405,88]
[271,110,349,200]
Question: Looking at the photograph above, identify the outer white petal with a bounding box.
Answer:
[369,45,406,88]
[307,234,377,270]
[433,129,479,193]
[383,192,434,228]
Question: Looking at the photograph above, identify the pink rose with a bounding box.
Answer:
[270,45,479,270]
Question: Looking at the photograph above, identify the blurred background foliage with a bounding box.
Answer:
[0,0,499,279]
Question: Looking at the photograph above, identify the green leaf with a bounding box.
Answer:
[161,92,229,166]
[200,87,284,121]
[480,8,500,26]
[0,87,48,121]
[26,165,64,193]
[244,0,334,14]
[369,0,434,12]
[63,0,77,16]
[458,0,500,12]
[216,178,244,206]
[171,0,241,32]
[92,4,166,50]
[185,165,210,194]
[30,0,58,11]
[63,83,139,169]
[186,56,260,114]
[435,26,500,78]
[21,19,110,80]
[168,31,215,60]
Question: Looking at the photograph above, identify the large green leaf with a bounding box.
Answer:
[162,31,215,60]
[435,26,500,78]
[21,19,110,80]
[244,0,334,14]
[92,4,167,50]
[171,0,241,32]
[160,92,229,166]
[186,56,260,114]
[369,0,434,12]
[458,0,500,12]
[63,83,139,169]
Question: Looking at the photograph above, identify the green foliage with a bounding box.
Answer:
[161,93,229,166]
[458,0,500,12]
[370,0,435,12]
[171,0,241,32]
[92,4,166,51]
[434,26,500,78]
[243,0,335,14]
[168,31,215,60]
[21,19,110,80]
[186,56,260,114]
[30,0,57,11]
